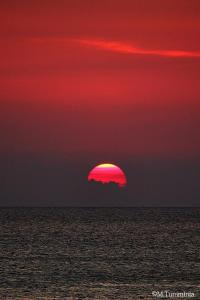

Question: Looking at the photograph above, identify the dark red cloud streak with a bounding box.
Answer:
[74,38,200,58]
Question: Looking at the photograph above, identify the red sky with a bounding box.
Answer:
[0,0,200,159]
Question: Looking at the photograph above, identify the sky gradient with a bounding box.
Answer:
[0,0,200,206]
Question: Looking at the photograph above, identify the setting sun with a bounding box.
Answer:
[88,163,127,188]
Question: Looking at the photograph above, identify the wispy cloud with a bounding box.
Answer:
[73,38,200,58]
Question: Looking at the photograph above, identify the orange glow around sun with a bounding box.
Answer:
[88,163,127,188]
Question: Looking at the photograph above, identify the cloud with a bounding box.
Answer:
[30,37,200,58]
[73,38,200,58]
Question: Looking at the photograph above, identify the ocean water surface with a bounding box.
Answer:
[0,207,199,299]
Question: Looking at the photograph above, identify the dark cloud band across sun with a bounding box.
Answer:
[74,38,200,58]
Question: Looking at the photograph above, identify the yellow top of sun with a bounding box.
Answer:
[97,163,116,168]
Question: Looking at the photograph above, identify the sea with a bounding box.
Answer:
[0,207,199,299]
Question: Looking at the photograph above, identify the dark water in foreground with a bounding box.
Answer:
[0,208,199,299]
